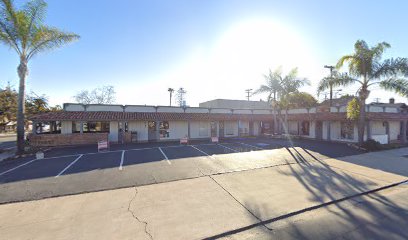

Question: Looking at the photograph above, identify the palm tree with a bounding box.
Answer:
[254,67,309,134]
[168,88,174,106]
[0,0,79,154]
[318,40,408,144]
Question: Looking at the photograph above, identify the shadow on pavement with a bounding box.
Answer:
[204,146,407,240]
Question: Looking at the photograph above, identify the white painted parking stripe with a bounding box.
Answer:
[0,158,38,176]
[238,142,264,150]
[158,147,171,164]
[119,150,125,170]
[190,145,215,159]
[218,144,238,152]
[55,154,83,178]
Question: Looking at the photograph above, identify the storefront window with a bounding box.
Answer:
[301,121,310,135]
[159,121,170,138]
[199,122,208,136]
[72,121,110,133]
[225,122,234,136]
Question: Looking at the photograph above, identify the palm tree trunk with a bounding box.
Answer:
[357,99,366,145]
[357,86,369,145]
[16,58,28,155]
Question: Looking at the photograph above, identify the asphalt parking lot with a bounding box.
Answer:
[0,137,363,203]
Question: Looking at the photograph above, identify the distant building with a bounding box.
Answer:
[199,99,270,109]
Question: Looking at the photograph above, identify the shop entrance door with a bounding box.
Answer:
[315,121,323,140]
[210,121,218,137]
[218,121,224,138]
[148,121,158,142]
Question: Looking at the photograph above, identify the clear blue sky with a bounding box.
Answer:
[1,0,407,106]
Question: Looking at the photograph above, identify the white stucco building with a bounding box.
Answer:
[29,99,408,146]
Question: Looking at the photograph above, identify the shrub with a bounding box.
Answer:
[362,139,382,151]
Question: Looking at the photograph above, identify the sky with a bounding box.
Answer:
[1,0,408,107]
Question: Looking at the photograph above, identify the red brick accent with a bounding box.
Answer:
[28,133,108,147]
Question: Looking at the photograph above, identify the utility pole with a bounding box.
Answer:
[245,89,252,101]
[168,88,174,106]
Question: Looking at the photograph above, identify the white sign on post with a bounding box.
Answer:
[98,140,109,152]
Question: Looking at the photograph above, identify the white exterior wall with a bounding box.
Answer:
[185,108,209,113]
[86,105,123,112]
[234,109,252,114]
[64,104,85,111]
[239,120,250,135]
[385,107,398,113]
[389,121,400,141]
[61,121,72,134]
[322,121,328,140]
[224,121,238,137]
[368,106,383,112]
[288,121,298,135]
[211,109,232,114]
[164,121,188,140]
[287,109,308,114]
[308,121,316,138]
[190,121,210,139]
[157,107,184,113]
[253,109,270,114]
[128,121,148,142]
[371,121,387,135]
[253,121,260,136]
[125,106,156,112]
[109,121,119,142]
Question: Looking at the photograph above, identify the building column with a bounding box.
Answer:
[366,120,372,140]
[237,120,240,137]
[187,121,191,138]
[155,120,160,140]
[402,120,407,144]
[80,122,84,134]
[327,121,331,140]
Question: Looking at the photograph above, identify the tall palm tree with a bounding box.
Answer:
[254,67,309,134]
[318,40,408,144]
[0,0,79,154]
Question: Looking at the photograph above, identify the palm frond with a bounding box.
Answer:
[379,78,408,97]
[27,26,79,60]
[336,55,354,69]
[371,42,390,60]
[317,73,358,93]
[253,85,271,95]
[0,0,21,53]
[372,58,408,78]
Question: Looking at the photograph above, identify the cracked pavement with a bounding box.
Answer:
[0,148,407,239]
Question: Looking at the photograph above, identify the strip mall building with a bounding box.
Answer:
[29,99,408,147]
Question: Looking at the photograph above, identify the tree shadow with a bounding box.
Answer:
[204,146,408,239]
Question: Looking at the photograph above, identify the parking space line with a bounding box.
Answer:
[190,145,215,159]
[119,150,125,170]
[55,154,83,178]
[158,147,171,164]
[238,142,264,150]
[0,158,38,176]
[218,144,239,152]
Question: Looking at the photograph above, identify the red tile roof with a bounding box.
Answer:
[29,111,408,122]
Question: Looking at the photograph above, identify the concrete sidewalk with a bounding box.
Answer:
[0,148,407,240]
